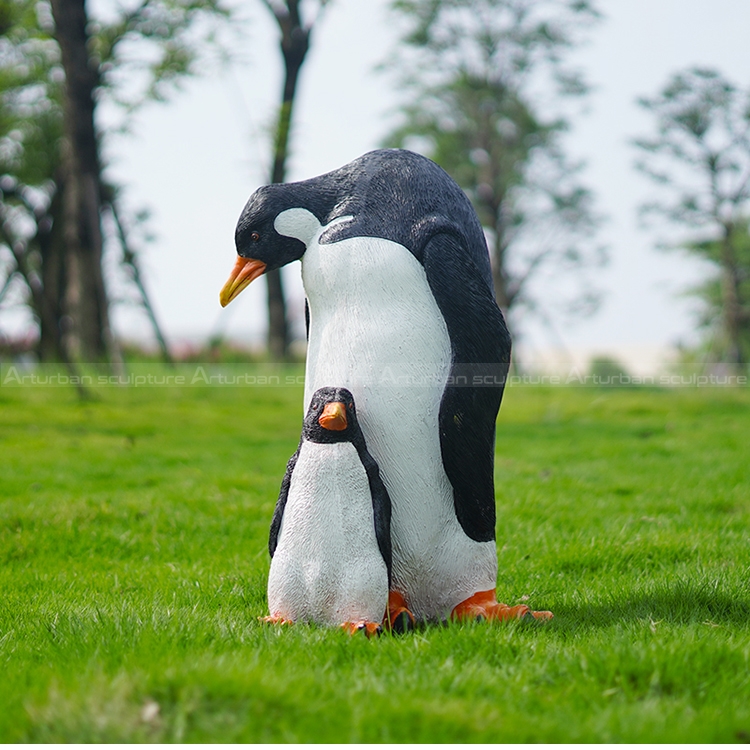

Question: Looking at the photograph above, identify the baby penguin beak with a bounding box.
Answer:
[318,401,348,431]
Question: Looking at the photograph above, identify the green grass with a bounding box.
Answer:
[1,374,749,742]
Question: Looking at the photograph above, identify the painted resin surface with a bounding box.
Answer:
[276,209,497,621]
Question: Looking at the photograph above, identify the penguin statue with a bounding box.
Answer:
[265,386,406,635]
[221,149,552,624]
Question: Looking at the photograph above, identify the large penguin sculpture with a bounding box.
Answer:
[221,149,552,623]
[266,386,398,635]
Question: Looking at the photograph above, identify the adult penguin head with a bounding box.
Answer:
[219,184,320,307]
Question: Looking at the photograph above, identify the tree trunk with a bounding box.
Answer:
[50,0,114,363]
[489,204,513,315]
[265,0,311,361]
[720,223,746,372]
[491,233,512,313]
[37,176,67,362]
[1,203,88,398]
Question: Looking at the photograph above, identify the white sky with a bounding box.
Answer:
[9,0,750,368]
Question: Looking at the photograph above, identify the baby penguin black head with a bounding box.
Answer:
[303,386,361,445]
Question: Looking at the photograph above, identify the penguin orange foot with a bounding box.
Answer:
[260,614,294,626]
[451,589,553,623]
[341,621,383,638]
[384,590,415,633]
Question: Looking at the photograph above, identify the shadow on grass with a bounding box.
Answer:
[548,578,750,632]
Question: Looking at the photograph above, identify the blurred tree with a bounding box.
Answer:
[0,0,67,362]
[384,0,605,337]
[261,0,330,361]
[50,0,114,362]
[588,354,630,385]
[634,67,750,373]
[0,0,229,363]
[681,224,750,367]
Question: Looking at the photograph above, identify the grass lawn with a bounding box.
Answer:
[1,370,749,742]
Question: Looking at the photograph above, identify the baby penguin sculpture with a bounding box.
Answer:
[265,387,399,635]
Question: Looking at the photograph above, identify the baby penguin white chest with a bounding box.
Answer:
[268,442,387,624]
[267,387,390,627]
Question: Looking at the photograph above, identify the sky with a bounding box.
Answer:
[7,0,750,370]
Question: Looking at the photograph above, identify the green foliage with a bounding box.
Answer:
[89,0,232,111]
[0,0,230,180]
[0,0,63,183]
[635,68,750,229]
[0,0,62,324]
[0,0,232,357]
[1,379,749,741]
[384,0,605,322]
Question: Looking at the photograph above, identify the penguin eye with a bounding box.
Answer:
[250,231,260,242]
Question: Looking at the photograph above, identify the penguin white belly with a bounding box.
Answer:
[301,231,497,621]
[267,441,388,625]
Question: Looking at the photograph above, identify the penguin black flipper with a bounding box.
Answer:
[269,443,301,557]
[421,232,511,544]
[355,446,393,586]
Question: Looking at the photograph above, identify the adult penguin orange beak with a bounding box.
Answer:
[219,256,267,307]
